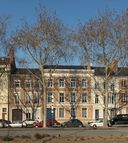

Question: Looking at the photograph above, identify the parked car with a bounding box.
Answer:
[110,114,128,126]
[33,121,43,128]
[46,119,61,127]
[9,121,24,128]
[23,119,37,127]
[0,119,11,128]
[89,119,103,128]
[62,119,84,128]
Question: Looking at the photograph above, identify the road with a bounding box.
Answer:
[0,126,128,137]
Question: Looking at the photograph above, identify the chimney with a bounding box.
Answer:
[9,47,16,72]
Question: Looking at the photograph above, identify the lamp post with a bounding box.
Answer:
[51,105,54,127]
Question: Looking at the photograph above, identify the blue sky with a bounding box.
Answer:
[0,0,128,31]
[0,0,128,65]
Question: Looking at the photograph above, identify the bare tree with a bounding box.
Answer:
[11,7,70,127]
[74,10,128,127]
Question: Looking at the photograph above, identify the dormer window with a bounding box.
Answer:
[25,80,31,89]
[15,80,20,88]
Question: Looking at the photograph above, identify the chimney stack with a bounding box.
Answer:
[9,47,16,72]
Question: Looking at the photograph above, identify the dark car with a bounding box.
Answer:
[62,119,84,128]
[0,119,11,128]
[110,114,128,125]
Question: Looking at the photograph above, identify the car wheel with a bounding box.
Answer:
[93,124,97,129]
[79,125,82,128]
[107,122,112,127]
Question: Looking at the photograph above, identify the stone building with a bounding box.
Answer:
[0,49,128,126]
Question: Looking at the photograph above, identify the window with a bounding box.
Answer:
[26,113,31,120]
[81,93,87,103]
[82,108,87,117]
[59,79,65,87]
[82,79,87,88]
[59,92,64,102]
[34,92,40,104]
[48,79,53,87]
[95,94,99,104]
[2,108,7,112]
[121,80,127,88]
[70,78,76,88]
[103,82,106,89]
[15,94,19,104]
[25,94,30,104]
[95,109,99,120]
[25,80,31,88]
[70,92,76,103]
[122,93,127,103]
[2,108,7,120]
[95,82,99,89]
[34,80,40,89]
[59,108,64,118]
[47,92,53,103]
[111,83,115,91]
[15,80,20,88]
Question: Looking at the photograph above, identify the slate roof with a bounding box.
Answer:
[12,65,128,77]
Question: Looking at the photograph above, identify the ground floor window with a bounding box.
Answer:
[82,108,87,117]
[59,108,64,118]
[95,109,99,120]
[2,108,7,119]
[26,113,31,120]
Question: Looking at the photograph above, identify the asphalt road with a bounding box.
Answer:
[0,126,128,137]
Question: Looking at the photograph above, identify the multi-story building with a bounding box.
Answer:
[0,49,128,125]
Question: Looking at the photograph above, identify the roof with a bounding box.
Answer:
[11,65,128,77]
[93,67,128,76]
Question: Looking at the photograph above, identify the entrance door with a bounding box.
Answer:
[46,108,55,127]
[46,108,55,120]
[12,109,22,121]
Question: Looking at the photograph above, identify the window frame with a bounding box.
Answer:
[15,80,21,88]
[59,92,65,103]
[47,79,53,88]
[81,93,87,103]
[82,108,87,118]
[70,78,76,88]
[59,78,65,87]
[59,108,64,118]
[25,80,31,89]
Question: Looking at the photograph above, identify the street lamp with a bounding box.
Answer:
[51,105,54,127]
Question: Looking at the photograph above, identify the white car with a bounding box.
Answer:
[89,119,103,128]
[9,121,24,128]
[22,120,37,127]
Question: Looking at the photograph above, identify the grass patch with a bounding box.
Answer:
[34,133,50,140]
[3,135,14,141]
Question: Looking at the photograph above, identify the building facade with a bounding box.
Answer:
[0,52,128,125]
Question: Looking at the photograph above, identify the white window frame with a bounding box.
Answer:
[25,80,31,89]
[81,79,87,88]
[47,79,53,88]
[15,80,21,88]
[70,78,76,88]
[59,92,65,103]
[82,108,87,118]
[81,93,87,103]
[59,108,64,118]
[59,78,65,87]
